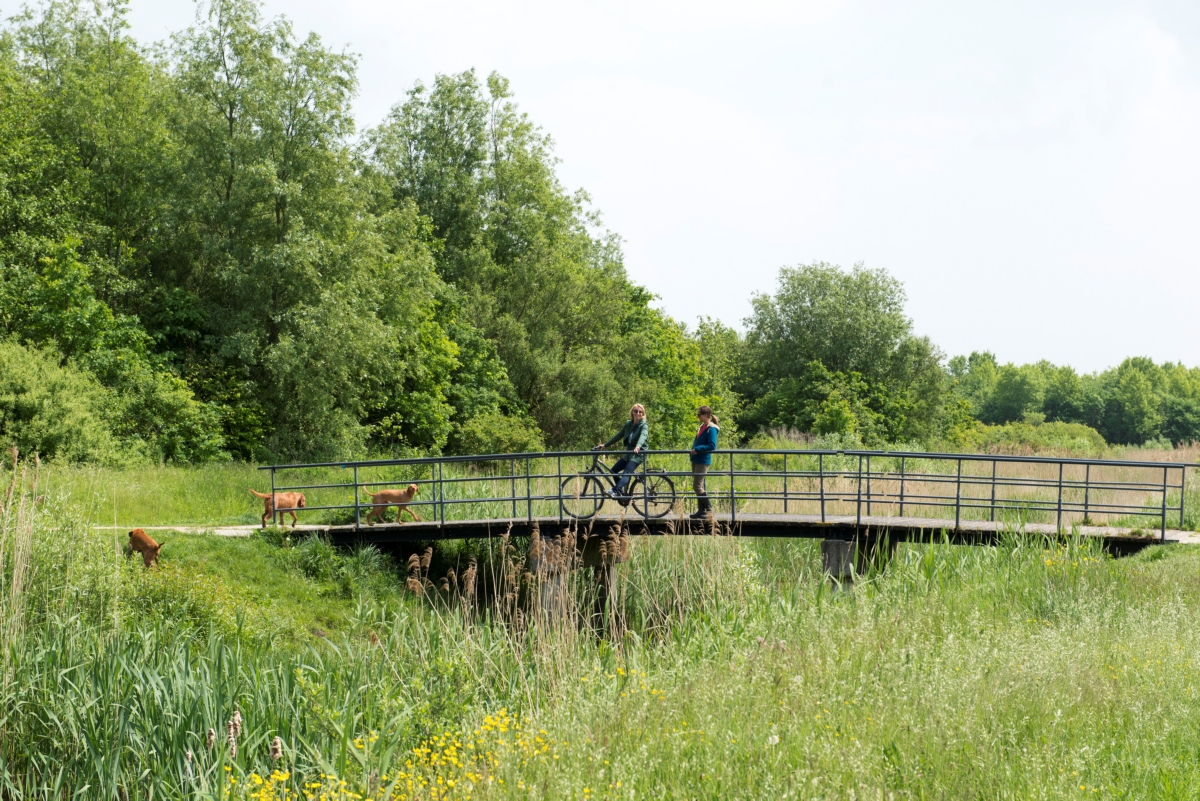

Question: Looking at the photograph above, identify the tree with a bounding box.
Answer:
[1101,360,1162,445]
[1043,365,1084,423]
[741,262,944,443]
[981,364,1045,424]
[744,262,910,388]
[366,69,693,447]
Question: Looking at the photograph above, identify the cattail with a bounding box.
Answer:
[440,577,450,592]
[207,728,216,750]
[406,554,420,573]
[227,717,238,760]
[447,568,457,589]
[270,736,283,761]
[186,749,193,765]
[232,709,243,739]
[368,630,380,646]
[406,577,423,595]
[420,546,433,574]
[462,558,477,598]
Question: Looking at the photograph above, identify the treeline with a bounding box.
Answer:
[1,1,1195,465]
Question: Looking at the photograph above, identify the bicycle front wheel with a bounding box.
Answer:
[561,472,604,519]
[631,469,676,519]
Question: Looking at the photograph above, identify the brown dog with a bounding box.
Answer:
[364,484,421,525]
[126,529,162,568]
[249,489,307,528]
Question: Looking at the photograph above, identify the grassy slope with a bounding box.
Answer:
[159,532,371,640]
[41,463,266,526]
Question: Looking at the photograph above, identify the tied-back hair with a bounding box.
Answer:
[697,405,719,425]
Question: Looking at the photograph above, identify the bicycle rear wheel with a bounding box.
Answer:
[631,469,676,519]
[561,472,604,519]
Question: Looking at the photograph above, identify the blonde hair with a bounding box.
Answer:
[630,403,646,419]
[697,405,718,424]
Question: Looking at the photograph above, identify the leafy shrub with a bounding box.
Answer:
[946,419,1107,456]
[295,534,340,583]
[450,410,544,456]
[0,339,122,463]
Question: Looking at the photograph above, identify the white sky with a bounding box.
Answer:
[121,0,1200,373]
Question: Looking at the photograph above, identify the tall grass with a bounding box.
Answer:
[7,455,1200,797]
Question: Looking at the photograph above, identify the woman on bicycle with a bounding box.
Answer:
[690,406,719,519]
[597,404,648,499]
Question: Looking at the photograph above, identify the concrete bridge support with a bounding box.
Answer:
[821,532,899,586]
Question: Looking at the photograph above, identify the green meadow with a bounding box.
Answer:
[4,461,1200,799]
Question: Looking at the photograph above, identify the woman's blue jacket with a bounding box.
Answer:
[690,423,719,466]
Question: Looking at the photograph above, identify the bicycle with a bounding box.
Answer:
[560,450,677,520]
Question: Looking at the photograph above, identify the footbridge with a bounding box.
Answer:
[258,449,1196,556]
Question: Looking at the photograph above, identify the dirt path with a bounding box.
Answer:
[92,524,331,538]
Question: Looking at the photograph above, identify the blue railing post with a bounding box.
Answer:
[1056,462,1064,533]
[866,455,871,517]
[1180,466,1187,529]
[954,458,962,531]
[1083,463,1090,523]
[819,453,826,522]
[730,451,736,525]
[989,460,997,523]
[855,455,863,528]
[783,452,789,514]
[353,465,360,530]
[1161,466,1168,542]
[438,460,445,526]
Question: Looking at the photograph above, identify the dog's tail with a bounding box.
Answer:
[249,489,272,499]
[363,490,378,499]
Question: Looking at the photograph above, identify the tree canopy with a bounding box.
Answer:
[0,0,732,463]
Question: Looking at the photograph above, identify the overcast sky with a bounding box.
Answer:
[122,0,1200,373]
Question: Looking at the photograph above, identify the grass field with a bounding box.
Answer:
[6,455,1200,798]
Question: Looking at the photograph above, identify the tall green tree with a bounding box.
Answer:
[366,69,690,447]
[740,262,945,443]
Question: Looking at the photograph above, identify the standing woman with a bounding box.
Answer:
[597,404,649,499]
[689,406,719,519]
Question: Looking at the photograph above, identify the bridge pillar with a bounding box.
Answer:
[821,539,855,586]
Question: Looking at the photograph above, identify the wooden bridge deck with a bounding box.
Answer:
[319,513,1194,554]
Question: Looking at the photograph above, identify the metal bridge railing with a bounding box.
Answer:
[256,449,1194,542]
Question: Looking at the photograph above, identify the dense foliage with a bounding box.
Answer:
[0,0,732,463]
[2,0,1198,463]
[946,352,1200,447]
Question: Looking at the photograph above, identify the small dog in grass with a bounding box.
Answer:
[126,529,163,568]
[249,489,307,528]
[364,484,421,525]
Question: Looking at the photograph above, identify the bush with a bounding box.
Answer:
[450,410,544,456]
[0,339,122,463]
[946,419,1107,456]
